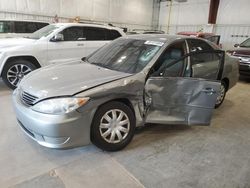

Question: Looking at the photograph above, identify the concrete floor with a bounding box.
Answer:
[0,79,250,188]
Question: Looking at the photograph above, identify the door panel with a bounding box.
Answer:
[48,41,86,64]
[145,77,220,125]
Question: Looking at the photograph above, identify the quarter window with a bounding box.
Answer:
[107,30,121,40]
[84,27,106,41]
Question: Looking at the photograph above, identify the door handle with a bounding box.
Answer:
[202,88,216,95]
[77,43,84,46]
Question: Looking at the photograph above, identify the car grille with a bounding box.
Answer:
[21,91,39,106]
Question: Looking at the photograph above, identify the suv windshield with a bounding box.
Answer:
[240,38,250,47]
[27,24,60,39]
[87,38,163,74]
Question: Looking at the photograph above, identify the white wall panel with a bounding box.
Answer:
[40,0,60,16]
[0,0,17,11]
[159,0,209,27]
[16,0,28,12]
[75,0,93,20]
[93,0,110,21]
[217,0,250,25]
[0,0,154,30]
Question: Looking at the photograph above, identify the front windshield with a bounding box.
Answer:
[27,24,60,39]
[240,38,250,47]
[87,38,163,74]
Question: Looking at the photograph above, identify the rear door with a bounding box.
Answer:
[83,27,110,55]
[47,26,86,64]
[144,40,224,125]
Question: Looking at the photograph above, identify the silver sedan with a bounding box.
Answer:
[13,35,239,151]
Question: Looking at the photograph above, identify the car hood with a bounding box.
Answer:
[229,48,250,57]
[0,37,36,50]
[20,61,132,99]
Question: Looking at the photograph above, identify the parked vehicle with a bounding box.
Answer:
[13,35,238,151]
[178,31,221,46]
[0,20,49,38]
[227,38,250,78]
[0,23,125,89]
[126,29,165,35]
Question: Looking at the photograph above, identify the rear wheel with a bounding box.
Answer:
[91,101,135,151]
[2,59,36,89]
[215,81,227,108]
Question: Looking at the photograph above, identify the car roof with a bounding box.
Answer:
[52,22,122,30]
[178,31,216,37]
[124,34,192,43]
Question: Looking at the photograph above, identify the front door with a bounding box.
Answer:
[144,48,224,126]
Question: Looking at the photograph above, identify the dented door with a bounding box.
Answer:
[145,50,225,125]
[144,77,220,125]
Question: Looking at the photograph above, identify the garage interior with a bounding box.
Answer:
[0,0,250,187]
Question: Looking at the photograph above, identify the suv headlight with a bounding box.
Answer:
[32,97,89,115]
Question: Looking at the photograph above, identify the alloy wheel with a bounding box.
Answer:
[7,64,32,87]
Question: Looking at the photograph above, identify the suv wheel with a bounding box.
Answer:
[91,101,135,151]
[2,59,36,89]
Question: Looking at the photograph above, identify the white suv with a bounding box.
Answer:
[0,23,125,89]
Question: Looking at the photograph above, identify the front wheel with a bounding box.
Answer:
[2,59,36,89]
[91,101,136,151]
[215,81,227,108]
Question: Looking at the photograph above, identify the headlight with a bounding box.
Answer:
[32,97,89,115]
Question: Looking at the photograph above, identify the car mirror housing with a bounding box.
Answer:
[234,44,239,48]
[51,33,64,42]
[81,57,87,61]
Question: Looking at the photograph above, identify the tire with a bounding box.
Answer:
[91,101,136,151]
[2,59,37,89]
[215,81,227,108]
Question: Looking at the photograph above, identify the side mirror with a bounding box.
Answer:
[234,44,239,48]
[51,33,64,42]
[81,57,87,61]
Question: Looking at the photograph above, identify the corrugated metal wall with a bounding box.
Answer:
[0,0,155,30]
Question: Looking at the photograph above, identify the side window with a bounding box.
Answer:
[14,21,26,33]
[0,21,11,33]
[151,41,187,77]
[107,30,121,40]
[190,51,223,80]
[26,22,37,33]
[85,27,106,41]
[62,27,84,41]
